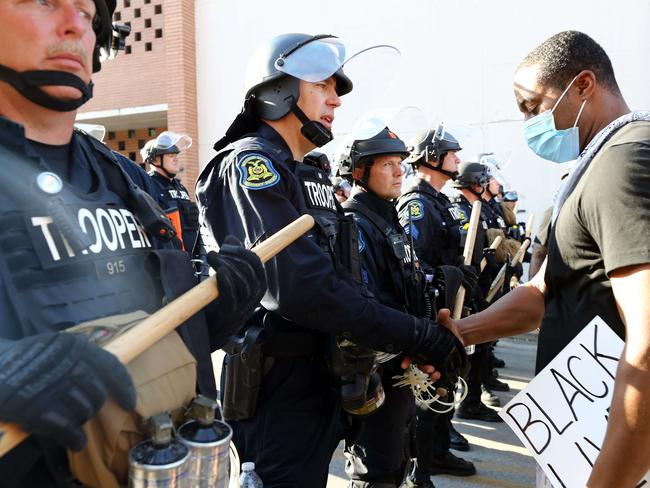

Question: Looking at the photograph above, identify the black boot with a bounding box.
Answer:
[457,401,504,422]
[449,424,470,451]
[483,374,510,392]
[426,451,476,477]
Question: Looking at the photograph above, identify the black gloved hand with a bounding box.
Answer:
[482,248,499,273]
[0,332,136,451]
[206,235,267,336]
[409,319,467,380]
[454,258,478,295]
[504,261,524,291]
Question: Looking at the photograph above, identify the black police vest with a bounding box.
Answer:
[343,198,423,316]
[293,163,362,283]
[484,199,506,230]
[0,148,163,337]
[400,184,464,265]
[150,173,199,252]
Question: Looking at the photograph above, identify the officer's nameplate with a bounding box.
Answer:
[26,203,153,269]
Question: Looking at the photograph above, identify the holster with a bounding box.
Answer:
[222,350,264,422]
[221,325,266,421]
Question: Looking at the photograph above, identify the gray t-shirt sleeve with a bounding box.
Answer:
[582,131,650,275]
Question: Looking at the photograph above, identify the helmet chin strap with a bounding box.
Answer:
[288,98,333,148]
[419,159,458,180]
[467,185,485,198]
[154,156,177,179]
[0,65,93,112]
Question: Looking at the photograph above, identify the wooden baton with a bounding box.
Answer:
[0,214,315,457]
[452,200,482,320]
[485,213,535,303]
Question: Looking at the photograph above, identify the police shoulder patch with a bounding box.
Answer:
[405,199,425,221]
[237,153,280,190]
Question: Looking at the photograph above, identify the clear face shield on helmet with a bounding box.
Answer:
[155,131,192,153]
[333,106,427,175]
[479,152,511,196]
[140,131,192,173]
[269,36,402,147]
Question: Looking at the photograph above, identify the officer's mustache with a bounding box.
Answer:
[47,41,90,69]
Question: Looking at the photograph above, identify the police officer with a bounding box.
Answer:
[196,33,465,488]
[0,2,265,486]
[478,164,517,392]
[450,163,504,423]
[396,129,477,486]
[142,131,200,252]
[337,127,423,487]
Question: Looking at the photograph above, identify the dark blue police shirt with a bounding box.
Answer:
[196,122,418,354]
[397,178,465,269]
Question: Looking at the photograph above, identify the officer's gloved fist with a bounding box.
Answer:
[0,332,136,451]
[454,258,478,295]
[408,319,467,380]
[206,235,267,335]
[504,261,524,291]
[482,247,499,272]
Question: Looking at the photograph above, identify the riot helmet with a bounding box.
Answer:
[453,161,489,196]
[213,33,353,151]
[245,33,352,119]
[141,131,192,178]
[406,125,462,178]
[338,127,409,187]
[0,0,130,112]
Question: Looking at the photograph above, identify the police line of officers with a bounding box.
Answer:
[0,4,529,487]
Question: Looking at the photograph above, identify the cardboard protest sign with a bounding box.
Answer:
[499,316,649,487]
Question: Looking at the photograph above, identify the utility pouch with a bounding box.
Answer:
[337,215,363,283]
[222,327,266,421]
[66,313,197,488]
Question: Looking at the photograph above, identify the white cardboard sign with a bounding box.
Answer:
[499,316,649,487]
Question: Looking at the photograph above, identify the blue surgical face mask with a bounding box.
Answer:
[523,75,587,163]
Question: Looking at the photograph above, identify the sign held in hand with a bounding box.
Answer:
[499,316,649,487]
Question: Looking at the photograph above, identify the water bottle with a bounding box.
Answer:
[239,462,263,488]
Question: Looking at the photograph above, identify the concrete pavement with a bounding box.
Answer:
[327,334,539,487]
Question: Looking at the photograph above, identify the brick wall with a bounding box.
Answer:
[164,0,199,193]
[104,126,166,165]
[78,0,199,196]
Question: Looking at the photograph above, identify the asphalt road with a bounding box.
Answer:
[327,334,539,488]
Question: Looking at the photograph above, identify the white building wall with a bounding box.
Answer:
[195,0,650,226]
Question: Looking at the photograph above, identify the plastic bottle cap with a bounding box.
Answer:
[242,461,255,472]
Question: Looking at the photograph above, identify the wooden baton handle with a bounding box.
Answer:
[452,201,482,320]
[0,214,315,457]
[486,212,536,303]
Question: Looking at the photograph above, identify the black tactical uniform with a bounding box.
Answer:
[398,179,464,269]
[397,179,477,480]
[197,126,466,486]
[0,119,226,486]
[197,33,463,488]
[148,171,199,252]
[452,193,504,422]
[197,122,440,487]
[341,154,423,485]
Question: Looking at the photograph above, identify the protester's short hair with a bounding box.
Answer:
[518,31,620,94]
